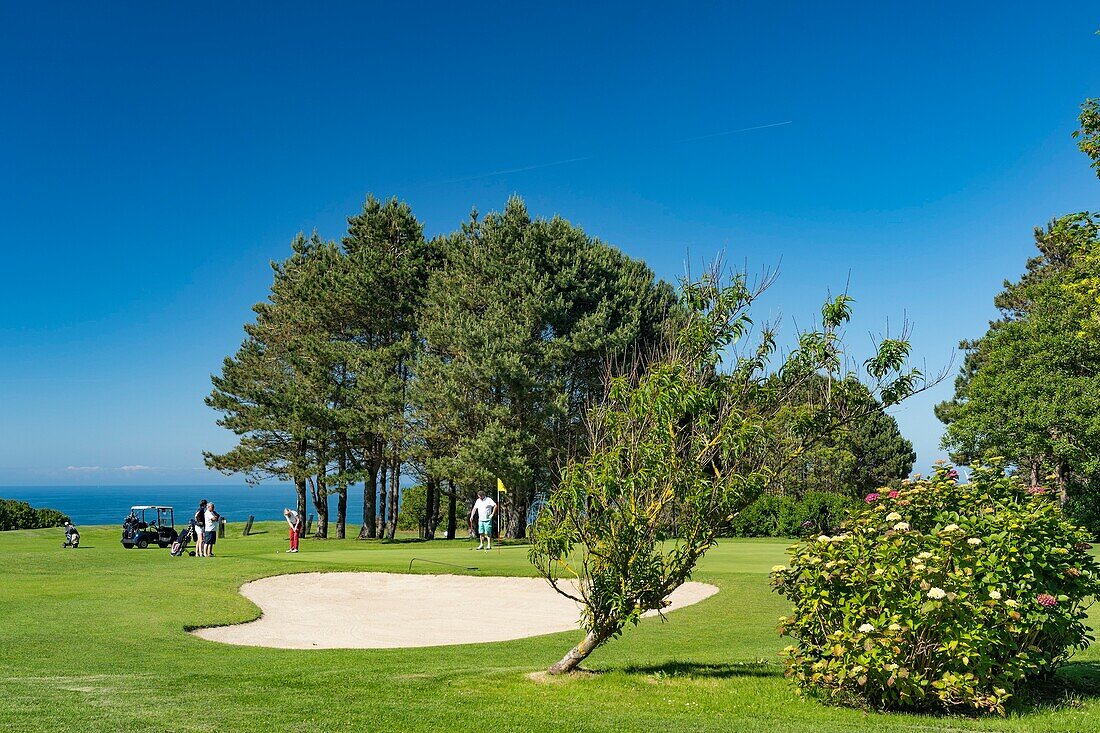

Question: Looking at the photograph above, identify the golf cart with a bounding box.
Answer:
[121,506,178,549]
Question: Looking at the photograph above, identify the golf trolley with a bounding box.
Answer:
[62,523,79,548]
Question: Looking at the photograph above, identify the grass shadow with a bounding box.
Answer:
[619,660,782,680]
[1007,662,1100,714]
[242,531,269,536]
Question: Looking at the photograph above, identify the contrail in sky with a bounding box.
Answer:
[446,156,594,183]
[443,120,793,183]
[672,119,793,143]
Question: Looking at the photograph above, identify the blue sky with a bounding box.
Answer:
[1,2,1097,485]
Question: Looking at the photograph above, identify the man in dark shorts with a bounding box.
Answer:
[203,502,221,557]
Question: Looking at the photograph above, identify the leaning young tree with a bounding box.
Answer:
[529,268,929,674]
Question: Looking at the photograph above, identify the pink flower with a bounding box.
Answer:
[947,469,959,481]
[1027,486,1047,496]
[887,490,899,499]
[865,493,880,503]
[1036,593,1057,608]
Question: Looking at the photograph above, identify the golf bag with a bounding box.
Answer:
[171,523,194,557]
[62,527,79,548]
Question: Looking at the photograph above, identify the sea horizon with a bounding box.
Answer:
[1,483,380,527]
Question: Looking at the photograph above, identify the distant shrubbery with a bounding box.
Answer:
[771,463,1100,714]
[0,499,70,531]
[396,486,440,532]
[728,491,860,537]
[1064,486,1100,538]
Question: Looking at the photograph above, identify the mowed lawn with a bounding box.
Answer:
[2,525,1100,733]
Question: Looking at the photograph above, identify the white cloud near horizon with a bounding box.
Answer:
[63,465,164,472]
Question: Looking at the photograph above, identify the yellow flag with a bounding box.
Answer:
[497,478,507,494]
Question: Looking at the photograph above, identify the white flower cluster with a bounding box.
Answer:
[927,587,947,600]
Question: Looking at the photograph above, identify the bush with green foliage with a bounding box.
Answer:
[771,463,1100,714]
[796,491,860,536]
[396,485,440,532]
[34,508,70,528]
[730,494,800,537]
[1063,481,1100,539]
[0,500,69,531]
[729,492,859,537]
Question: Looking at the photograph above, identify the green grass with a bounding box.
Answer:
[2,524,1100,732]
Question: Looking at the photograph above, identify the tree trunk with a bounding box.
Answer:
[425,477,440,539]
[295,476,308,527]
[379,465,388,537]
[1056,461,1070,507]
[334,449,347,539]
[548,627,612,675]
[446,486,457,539]
[336,484,347,539]
[312,473,329,538]
[358,458,378,539]
[506,495,528,539]
[1030,462,1040,487]
[386,454,399,540]
[295,440,308,523]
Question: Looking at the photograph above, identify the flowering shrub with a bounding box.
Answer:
[770,462,1100,713]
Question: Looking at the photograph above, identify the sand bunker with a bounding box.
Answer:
[193,572,718,649]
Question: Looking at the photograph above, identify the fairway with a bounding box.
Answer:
[2,524,1100,733]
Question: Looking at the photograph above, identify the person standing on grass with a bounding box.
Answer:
[203,502,221,557]
[283,508,302,553]
[469,490,497,551]
[193,499,208,557]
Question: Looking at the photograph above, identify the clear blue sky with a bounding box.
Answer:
[1,2,1097,485]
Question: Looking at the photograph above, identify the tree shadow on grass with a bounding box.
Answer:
[1007,662,1100,715]
[619,660,783,680]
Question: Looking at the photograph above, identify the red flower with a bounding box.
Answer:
[1036,593,1057,608]
[887,490,899,499]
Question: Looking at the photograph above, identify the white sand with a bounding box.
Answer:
[193,572,718,649]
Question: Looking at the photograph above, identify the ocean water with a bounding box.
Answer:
[1,484,374,527]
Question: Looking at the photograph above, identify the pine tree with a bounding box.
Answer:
[412,198,676,537]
